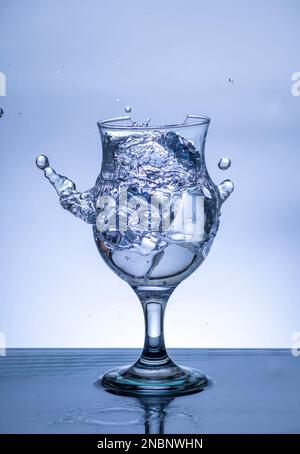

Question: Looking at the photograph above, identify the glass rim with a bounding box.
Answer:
[97,114,210,131]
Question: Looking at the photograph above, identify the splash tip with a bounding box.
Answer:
[36,155,49,170]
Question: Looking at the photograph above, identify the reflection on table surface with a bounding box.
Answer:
[0,349,299,434]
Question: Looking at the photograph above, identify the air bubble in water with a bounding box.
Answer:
[0,108,3,118]
[125,106,132,113]
[228,78,234,83]
[36,155,49,170]
[218,157,231,170]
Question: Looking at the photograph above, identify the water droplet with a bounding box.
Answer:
[56,69,61,75]
[17,112,22,116]
[0,108,3,118]
[218,179,234,201]
[218,157,231,170]
[125,106,132,113]
[36,155,49,170]
[116,98,120,102]
[228,78,234,83]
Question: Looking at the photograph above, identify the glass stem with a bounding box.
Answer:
[134,286,174,365]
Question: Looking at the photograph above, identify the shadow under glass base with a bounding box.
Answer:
[100,357,208,397]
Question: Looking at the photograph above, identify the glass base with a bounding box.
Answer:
[100,357,208,397]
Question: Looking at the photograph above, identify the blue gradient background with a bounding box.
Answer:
[0,0,299,348]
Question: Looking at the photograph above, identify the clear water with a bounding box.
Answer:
[36,128,233,287]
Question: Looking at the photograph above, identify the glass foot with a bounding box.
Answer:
[100,358,208,397]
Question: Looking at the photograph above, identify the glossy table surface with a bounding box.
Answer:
[0,349,299,434]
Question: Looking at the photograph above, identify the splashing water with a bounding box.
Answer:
[36,155,96,223]
[141,118,151,127]
[218,157,231,170]
[36,126,233,286]
[97,129,230,284]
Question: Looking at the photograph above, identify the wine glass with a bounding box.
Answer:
[36,114,233,396]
